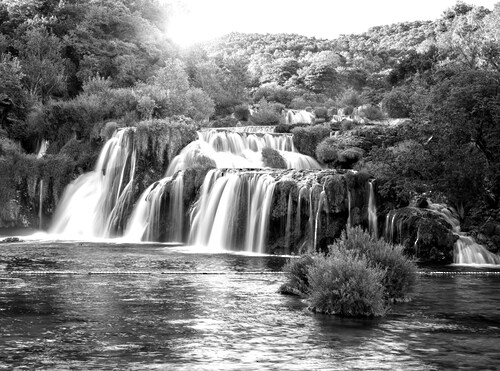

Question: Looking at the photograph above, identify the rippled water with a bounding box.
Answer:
[1,241,500,370]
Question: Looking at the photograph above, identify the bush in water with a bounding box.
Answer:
[308,247,387,317]
[280,226,417,317]
[338,226,417,302]
[279,254,315,297]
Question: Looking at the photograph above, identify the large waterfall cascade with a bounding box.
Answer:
[48,127,364,253]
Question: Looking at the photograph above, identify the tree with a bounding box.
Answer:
[16,26,67,103]
[0,53,29,121]
[66,0,173,87]
[186,88,215,122]
[419,69,500,209]
[299,61,340,97]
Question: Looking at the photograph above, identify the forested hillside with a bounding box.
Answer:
[1,0,499,244]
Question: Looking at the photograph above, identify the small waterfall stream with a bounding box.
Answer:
[368,180,378,238]
[36,139,49,229]
[427,203,500,265]
[384,202,500,265]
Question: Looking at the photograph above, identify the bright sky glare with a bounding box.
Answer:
[167,0,499,47]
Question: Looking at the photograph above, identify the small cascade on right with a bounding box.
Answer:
[428,203,500,265]
[368,180,378,238]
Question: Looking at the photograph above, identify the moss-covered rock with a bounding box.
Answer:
[384,207,457,263]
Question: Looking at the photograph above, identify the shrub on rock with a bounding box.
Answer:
[291,124,330,158]
[262,147,287,169]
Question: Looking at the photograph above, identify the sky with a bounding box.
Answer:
[166,0,499,47]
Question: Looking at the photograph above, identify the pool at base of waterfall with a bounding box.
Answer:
[1,241,500,370]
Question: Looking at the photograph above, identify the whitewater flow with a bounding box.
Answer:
[384,202,500,265]
[368,180,378,238]
[166,130,321,175]
[50,128,136,239]
[47,127,361,256]
[427,203,500,265]
[188,169,275,253]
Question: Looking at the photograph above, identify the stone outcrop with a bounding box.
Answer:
[384,207,457,264]
[0,200,21,228]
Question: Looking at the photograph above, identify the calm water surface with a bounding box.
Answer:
[1,241,500,370]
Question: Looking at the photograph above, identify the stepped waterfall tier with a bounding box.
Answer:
[48,127,371,254]
[166,129,321,175]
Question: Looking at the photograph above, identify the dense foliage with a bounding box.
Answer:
[1,0,500,233]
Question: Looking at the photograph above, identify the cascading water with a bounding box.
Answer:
[124,172,185,242]
[427,203,500,265]
[167,129,321,175]
[384,202,500,265]
[188,169,276,253]
[36,139,49,229]
[48,124,372,255]
[368,180,378,238]
[50,128,136,238]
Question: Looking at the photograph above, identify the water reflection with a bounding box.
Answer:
[1,242,500,370]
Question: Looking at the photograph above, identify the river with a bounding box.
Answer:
[1,240,500,370]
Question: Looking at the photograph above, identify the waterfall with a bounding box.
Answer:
[284,192,293,254]
[189,169,276,253]
[47,122,361,254]
[384,211,397,243]
[454,236,500,265]
[124,172,185,242]
[167,129,321,175]
[368,180,378,238]
[205,126,277,133]
[50,128,136,238]
[428,203,500,265]
[36,139,49,229]
[313,191,327,250]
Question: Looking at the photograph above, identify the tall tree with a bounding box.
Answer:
[16,26,67,103]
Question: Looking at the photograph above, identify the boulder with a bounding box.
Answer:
[0,200,21,228]
[384,207,457,264]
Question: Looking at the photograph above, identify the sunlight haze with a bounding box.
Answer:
[167,0,499,47]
